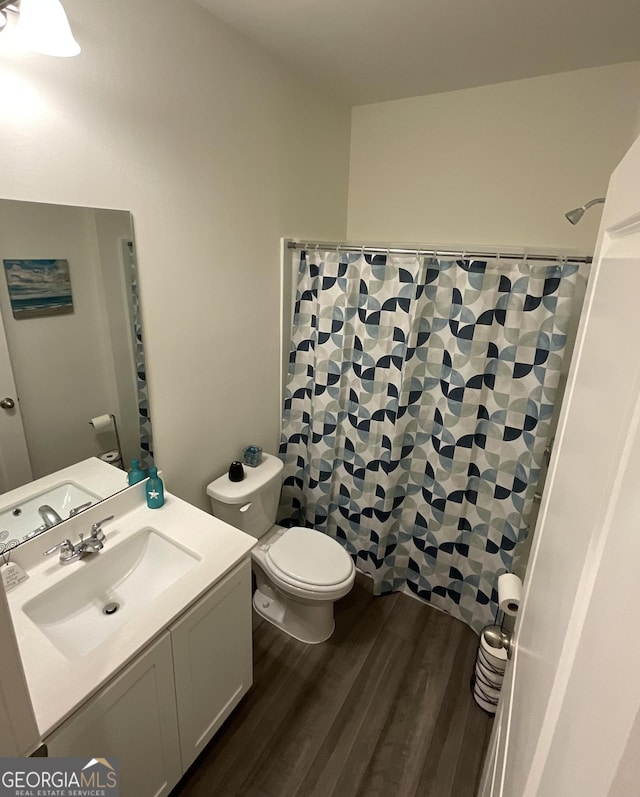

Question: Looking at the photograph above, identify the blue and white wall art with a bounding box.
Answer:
[3,259,74,319]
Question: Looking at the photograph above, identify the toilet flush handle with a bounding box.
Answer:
[239,502,252,513]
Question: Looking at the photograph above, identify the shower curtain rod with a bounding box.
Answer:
[286,240,592,265]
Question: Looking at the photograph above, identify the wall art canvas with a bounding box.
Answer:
[3,259,74,319]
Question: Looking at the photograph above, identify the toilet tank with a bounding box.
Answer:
[206,453,284,539]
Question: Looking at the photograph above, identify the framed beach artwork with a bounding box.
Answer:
[3,259,74,319]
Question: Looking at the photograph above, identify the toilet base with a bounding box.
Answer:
[252,586,335,644]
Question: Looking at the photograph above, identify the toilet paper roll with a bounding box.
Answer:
[498,572,523,617]
[480,633,508,662]
[473,678,501,704]
[473,687,498,714]
[99,449,121,465]
[89,414,114,433]
[474,666,503,697]
[476,661,504,689]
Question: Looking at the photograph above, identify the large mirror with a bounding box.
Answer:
[0,199,153,544]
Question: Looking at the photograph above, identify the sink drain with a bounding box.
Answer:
[103,601,120,615]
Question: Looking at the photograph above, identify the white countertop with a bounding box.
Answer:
[0,457,129,516]
[6,485,255,738]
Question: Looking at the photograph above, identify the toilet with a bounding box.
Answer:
[207,453,355,644]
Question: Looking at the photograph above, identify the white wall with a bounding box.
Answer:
[347,62,640,252]
[0,0,351,509]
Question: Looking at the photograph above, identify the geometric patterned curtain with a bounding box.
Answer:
[279,249,588,633]
[125,239,154,470]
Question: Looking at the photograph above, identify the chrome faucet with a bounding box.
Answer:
[43,515,114,565]
[38,504,63,529]
[80,516,111,553]
[68,501,92,518]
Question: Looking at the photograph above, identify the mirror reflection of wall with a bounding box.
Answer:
[0,200,153,495]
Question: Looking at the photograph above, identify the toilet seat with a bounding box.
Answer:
[265,527,353,590]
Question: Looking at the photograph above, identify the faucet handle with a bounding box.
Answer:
[68,501,92,518]
[43,539,75,558]
[90,515,114,540]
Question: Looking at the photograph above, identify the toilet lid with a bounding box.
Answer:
[266,527,353,587]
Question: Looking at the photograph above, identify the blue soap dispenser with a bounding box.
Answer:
[146,466,165,509]
[127,458,147,485]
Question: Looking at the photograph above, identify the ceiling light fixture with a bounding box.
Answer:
[0,2,18,29]
[0,0,80,57]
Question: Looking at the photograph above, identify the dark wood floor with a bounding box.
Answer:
[171,574,493,797]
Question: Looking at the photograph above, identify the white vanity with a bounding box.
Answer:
[5,477,256,796]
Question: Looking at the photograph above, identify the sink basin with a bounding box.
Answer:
[23,529,200,658]
[0,482,100,548]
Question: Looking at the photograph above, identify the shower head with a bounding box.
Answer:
[564,197,605,225]
[565,207,585,225]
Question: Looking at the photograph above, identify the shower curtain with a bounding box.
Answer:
[279,249,587,632]
[126,239,154,468]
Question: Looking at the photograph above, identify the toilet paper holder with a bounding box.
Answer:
[89,413,124,470]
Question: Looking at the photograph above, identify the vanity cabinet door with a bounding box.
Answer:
[171,557,253,771]
[45,632,182,797]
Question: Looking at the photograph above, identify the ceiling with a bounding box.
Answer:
[195,0,640,106]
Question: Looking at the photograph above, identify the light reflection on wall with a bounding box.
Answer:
[0,64,48,125]
[0,15,48,125]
